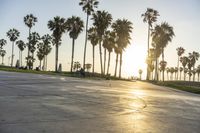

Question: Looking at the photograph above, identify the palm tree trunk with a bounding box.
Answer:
[55,44,58,72]
[99,41,103,74]
[83,14,89,70]
[198,74,199,82]
[119,52,123,78]
[32,52,34,69]
[162,48,165,82]
[43,57,45,71]
[11,41,14,67]
[107,52,111,75]
[146,24,150,80]
[71,39,75,72]
[180,72,182,81]
[114,53,119,77]
[19,50,20,67]
[103,48,106,75]
[92,45,95,74]
[46,55,48,71]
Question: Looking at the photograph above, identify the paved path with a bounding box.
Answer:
[0,71,200,133]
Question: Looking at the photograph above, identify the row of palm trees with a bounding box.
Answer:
[148,45,200,82]
[0,0,133,78]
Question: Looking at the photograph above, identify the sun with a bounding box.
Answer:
[122,44,147,79]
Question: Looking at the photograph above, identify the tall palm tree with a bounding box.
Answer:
[41,34,52,70]
[66,16,84,72]
[7,28,20,67]
[102,30,110,74]
[48,16,66,72]
[176,47,185,80]
[24,14,37,57]
[36,47,45,70]
[113,45,121,77]
[106,31,115,75]
[28,32,40,69]
[151,22,175,81]
[141,8,159,80]
[79,0,99,69]
[192,69,196,82]
[0,39,7,49]
[88,27,98,73]
[16,40,26,67]
[112,19,133,78]
[180,56,189,81]
[92,10,112,74]
[0,49,6,65]
[159,60,167,81]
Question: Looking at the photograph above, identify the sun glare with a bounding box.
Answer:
[123,44,147,79]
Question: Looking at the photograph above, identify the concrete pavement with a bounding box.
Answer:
[0,71,200,133]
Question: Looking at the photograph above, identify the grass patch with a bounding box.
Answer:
[150,81,200,94]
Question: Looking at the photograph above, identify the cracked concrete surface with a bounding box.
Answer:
[0,71,200,133]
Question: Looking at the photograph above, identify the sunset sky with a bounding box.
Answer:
[0,0,200,79]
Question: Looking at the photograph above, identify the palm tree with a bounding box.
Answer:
[102,30,110,74]
[169,67,175,80]
[189,51,200,70]
[28,32,40,69]
[0,49,6,65]
[79,0,99,70]
[196,65,200,82]
[16,40,26,67]
[48,16,66,72]
[138,69,143,80]
[179,67,183,80]
[176,47,185,80]
[159,60,167,81]
[106,31,115,75]
[184,68,188,81]
[180,56,189,81]
[0,39,7,49]
[7,28,20,67]
[41,34,52,70]
[166,67,170,80]
[66,16,84,72]
[36,47,45,70]
[151,22,175,81]
[141,8,159,80]
[24,14,37,57]
[112,19,133,78]
[92,10,112,74]
[192,69,196,82]
[187,58,193,82]
[88,27,98,73]
[174,67,178,81]
[113,45,121,77]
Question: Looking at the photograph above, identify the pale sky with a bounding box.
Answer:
[0,0,200,79]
